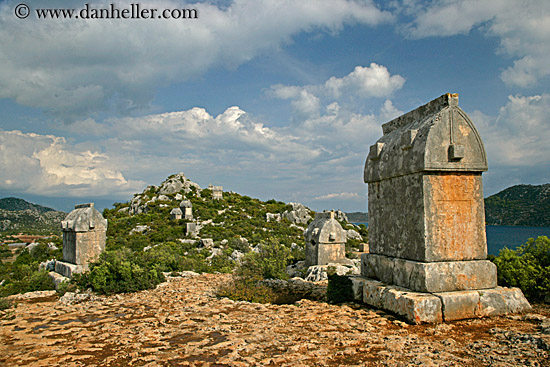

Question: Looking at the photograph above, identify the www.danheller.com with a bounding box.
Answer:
[14,3,198,20]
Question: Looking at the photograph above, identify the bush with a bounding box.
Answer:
[492,236,550,302]
[75,248,165,295]
[238,240,292,280]
[0,297,12,311]
[217,274,277,303]
[326,268,353,304]
[0,268,54,297]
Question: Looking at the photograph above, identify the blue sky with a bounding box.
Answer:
[0,0,549,212]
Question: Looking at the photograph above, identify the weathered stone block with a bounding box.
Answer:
[55,261,88,278]
[362,279,443,324]
[363,253,497,293]
[48,271,69,290]
[349,276,367,302]
[408,260,497,293]
[367,174,487,262]
[477,287,531,317]
[435,290,480,321]
[361,253,394,284]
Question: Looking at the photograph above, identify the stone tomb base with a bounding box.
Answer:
[350,277,531,324]
[54,261,89,278]
[362,253,498,293]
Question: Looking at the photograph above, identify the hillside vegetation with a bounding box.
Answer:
[484,184,550,226]
[0,197,66,235]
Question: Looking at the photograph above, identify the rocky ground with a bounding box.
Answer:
[1,273,549,367]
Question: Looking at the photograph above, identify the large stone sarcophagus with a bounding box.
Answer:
[55,203,107,278]
[355,94,530,323]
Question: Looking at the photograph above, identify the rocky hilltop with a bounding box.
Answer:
[485,184,550,226]
[0,198,66,234]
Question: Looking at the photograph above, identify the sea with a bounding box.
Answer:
[352,223,550,256]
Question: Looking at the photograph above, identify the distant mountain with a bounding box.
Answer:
[0,197,57,213]
[484,184,550,227]
[346,212,368,223]
[0,197,66,234]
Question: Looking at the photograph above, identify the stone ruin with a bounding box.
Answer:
[208,184,223,200]
[180,200,193,219]
[170,207,183,220]
[353,93,530,323]
[55,203,107,278]
[304,211,346,267]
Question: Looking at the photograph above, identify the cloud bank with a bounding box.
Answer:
[0,0,391,119]
[402,0,550,88]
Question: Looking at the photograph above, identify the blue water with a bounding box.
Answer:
[353,223,550,256]
[486,225,550,256]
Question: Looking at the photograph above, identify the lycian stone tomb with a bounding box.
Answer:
[208,184,223,200]
[170,207,183,220]
[180,200,193,219]
[55,203,107,278]
[304,211,346,266]
[354,94,530,323]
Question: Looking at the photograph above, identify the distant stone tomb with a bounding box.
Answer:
[208,184,223,200]
[304,211,346,266]
[179,200,193,219]
[55,203,107,278]
[354,94,530,323]
[170,207,183,220]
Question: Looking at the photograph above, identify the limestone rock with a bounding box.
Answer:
[346,229,362,241]
[304,263,359,282]
[266,213,281,222]
[159,173,201,195]
[282,202,312,225]
[199,238,214,249]
[130,225,150,235]
[58,291,95,305]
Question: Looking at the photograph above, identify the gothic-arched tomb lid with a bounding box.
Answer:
[61,203,108,232]
[364,93,488,183]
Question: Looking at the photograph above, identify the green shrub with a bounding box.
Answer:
[75,248,165,295]
[326,268,353,303]
[0,268,54,297]
[238,239,292,280]
[0,297,12,311]
[217,274,277,303]
[492,236,550,302]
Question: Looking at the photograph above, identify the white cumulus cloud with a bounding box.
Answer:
[0,130,143,196]
[402,0,550,88]
[0,0,392,119]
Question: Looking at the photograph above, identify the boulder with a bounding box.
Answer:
[282,202,312,225]
[346,229,363,241]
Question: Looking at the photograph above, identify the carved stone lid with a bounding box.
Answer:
[304,211,346,244]
[62,203,108,232]
[364,93,488,183]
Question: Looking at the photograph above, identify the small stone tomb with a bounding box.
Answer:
[354,93,530,323]
[179,200,193,219]
[170,207,183,220]
[304,211,346,266]
[55,203,107,278]
[208,184,223,200]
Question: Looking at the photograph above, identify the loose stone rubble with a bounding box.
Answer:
[358,94,531,323]
[2,273,548,366]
